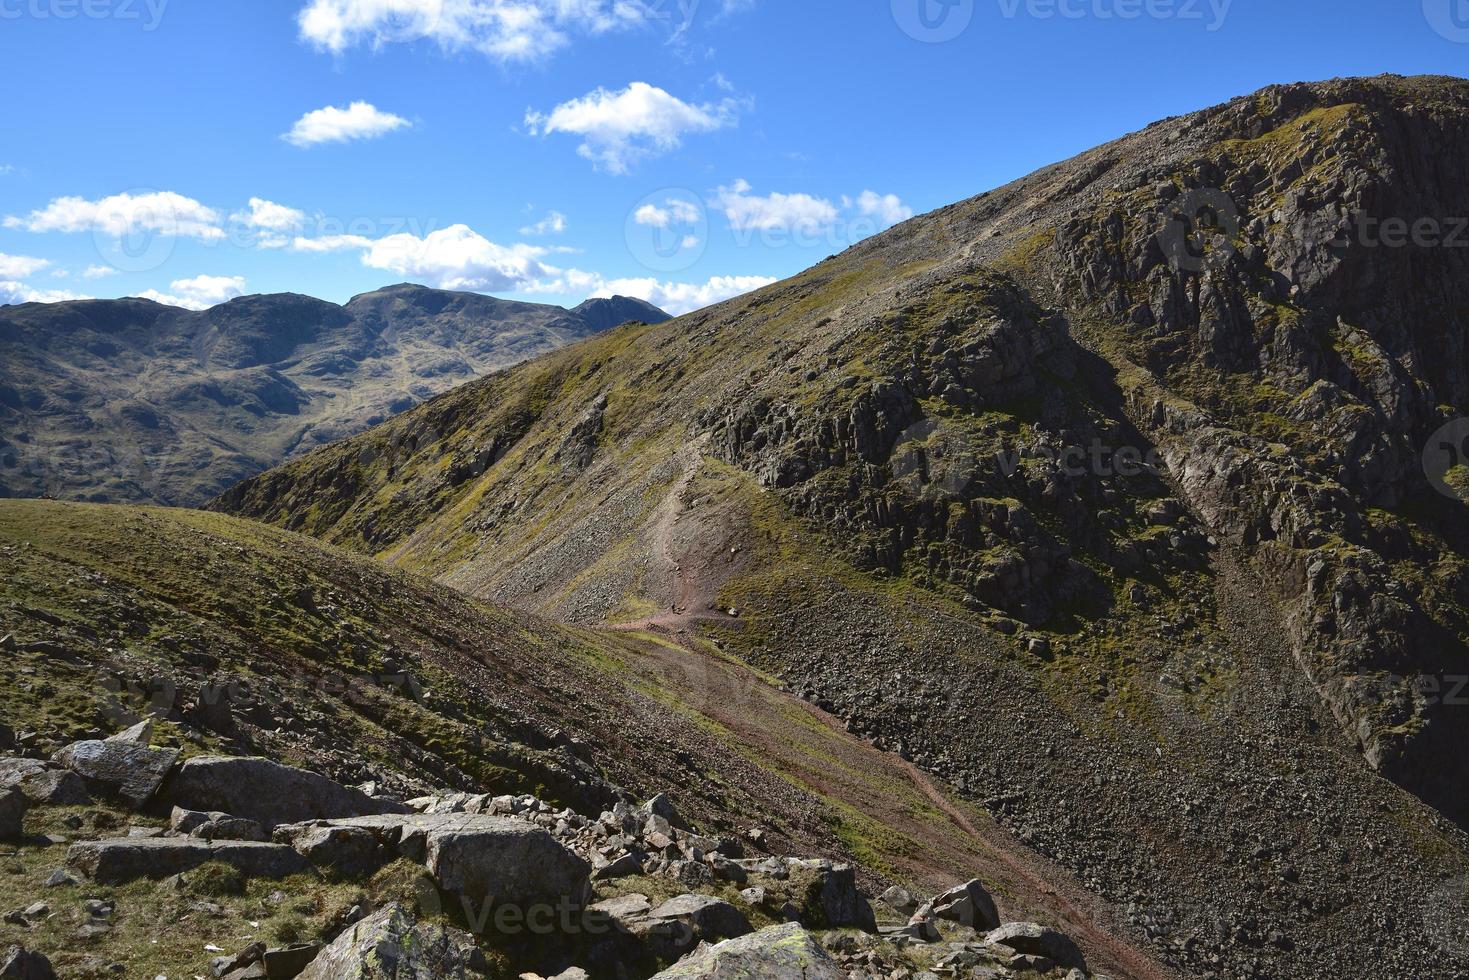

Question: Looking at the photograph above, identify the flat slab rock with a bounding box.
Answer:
[277,813,591,907]
[651,923,845,979]
[66,837,309,884]
[163,757,410,829]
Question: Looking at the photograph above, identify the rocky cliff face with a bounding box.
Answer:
[0,285,668,506]
[214,76,1469,979]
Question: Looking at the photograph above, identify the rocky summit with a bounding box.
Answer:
[0,285,668,506]
[4,75,1469,980]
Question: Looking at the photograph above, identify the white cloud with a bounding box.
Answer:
[0,281,90,305]
[232,197,307,232]
[520,210,567,236]
[135,275,248,311]
[284,102,410,148]
[292,233,376,254]
[297,0,652,63]
[854,189,913,227]
[0,253,50,279]
[295,224,559,292]
[82,265,121,279]
[634,199,703,228]
[590,273,775,315]
[714,179,838,233]
[4,191,225,241]
[525,82,742,174]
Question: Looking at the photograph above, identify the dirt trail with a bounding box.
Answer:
[607,623,1176,980]
[608,440,738,634]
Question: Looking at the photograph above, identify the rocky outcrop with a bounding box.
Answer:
[275,813,591,908]
[163,757,411,829]
[66,837,310,884]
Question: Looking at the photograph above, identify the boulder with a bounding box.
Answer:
[54,739,178,807]
[810,865,876,931]
[296,904,485,979]
[18,770,90,807]
[646,893,751,944]
[650,923,846,978]
[0,787,27,841]
[290,826,394,879]
[879,885,917,914]
[276,814,590,908]
[919,879,1000,931]
[164,757,410,829]
[0,946,55,980]
[67,837,310,884]
[985,922,1087,970]
[170,808,268,842]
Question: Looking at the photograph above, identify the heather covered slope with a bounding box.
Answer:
[215,76,1469,978]
[0,285,668,506]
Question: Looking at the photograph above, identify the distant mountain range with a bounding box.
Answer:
[0,284,669,505]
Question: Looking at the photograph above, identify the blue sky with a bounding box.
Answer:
[0,0,1465,314]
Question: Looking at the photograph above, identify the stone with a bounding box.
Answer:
[985,923,1087,971]
[107,720,154,745]
[163,757,409,829]
[632,894,752,959]
[811,865,876,931]
[42,870,77,888]
[0,946,55,980]
[738,886,766,907]
[0,787,27,841]
[18,770,90,807]
[650,923,846,978]
[171,809,269,843]
[54,740,178,808]
[261,942,323,978]
[880,885,917,913]
[289,826,393,879]
[277,813,591,908]
[590,852,642,880]
[921,879,1000,931]
[211,943,264,978]
[296,904,485,979]
[66,837,310,884]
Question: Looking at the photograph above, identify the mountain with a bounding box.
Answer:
[214,76,1469,978]
[0,284,670,506]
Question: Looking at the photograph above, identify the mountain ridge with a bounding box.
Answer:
[0,284,670,506]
